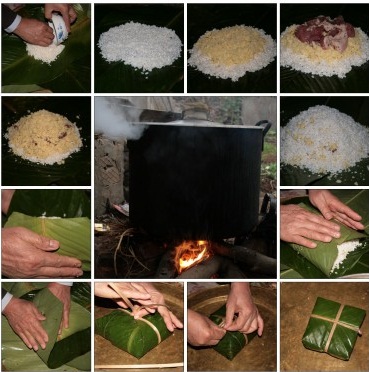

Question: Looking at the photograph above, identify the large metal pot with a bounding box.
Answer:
[128,118,271,240]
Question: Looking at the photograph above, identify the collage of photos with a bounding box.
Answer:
[1,1,368,372]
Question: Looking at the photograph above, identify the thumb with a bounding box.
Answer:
[224,305,235,329]
[318,205,333,220]
[32,307,46,321]
[23,229,59,251]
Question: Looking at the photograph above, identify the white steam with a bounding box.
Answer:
[95,97,146,140]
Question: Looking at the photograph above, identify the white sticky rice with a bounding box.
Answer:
[98,22,182,73]
[280,105,369,176]
[280,25,369,78]
[5,109,82,165]
[26,43,65,64]
[188,25,276,81]
[331,239,361,274]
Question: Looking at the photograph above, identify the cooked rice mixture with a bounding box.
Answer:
[188,25,276,81]
[331,239,361,274]
[5,109,82,165]
[281,25,369,78]
[26,43,65,64]
[98,22,182,73]
[281,105,369,175]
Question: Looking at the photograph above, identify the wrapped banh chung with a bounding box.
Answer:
[95,309,172,359]
[302,297,366,360]
[209,304,257,360]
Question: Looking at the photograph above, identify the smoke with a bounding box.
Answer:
[94,97,146,140]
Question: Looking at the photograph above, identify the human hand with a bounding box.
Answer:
[13,18,54,46]
[95,282,151,308]
[1,227,83,278]
[3,297,48,351]
[44,3,77,32]
[309,190,364,230]
[187,309,226,346]
[224,283,264,336]
[132,283,183,332]
[280,204,341,248]
[47,283,71,334]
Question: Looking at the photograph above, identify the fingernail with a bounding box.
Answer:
[333,232,340,238]
[324,236,332,242]
[76,270,83,277]
[49,240,59,248]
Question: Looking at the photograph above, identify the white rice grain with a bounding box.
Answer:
[331,240,361,273]
[26,43,65,64]
[98,22,182,73]
[281,105,369,175]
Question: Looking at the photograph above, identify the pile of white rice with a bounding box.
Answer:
[280,25,369,78]
[331,239,361,274]
[281,105,369,176]
[98,22,182,73]
[5,109,82,165]
[188,25,276,82]
[26,43,65,64]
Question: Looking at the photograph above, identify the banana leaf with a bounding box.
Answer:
[4,212,91,273]
[2,286,91,370]
[2,4,91,93]
[6,189,91,220]
[209,304,256,360]
[2,96,91,186]
[280,190,369,278]
[302,297,366,360]
[187,4,277,93]
[280,97,369,186]
[94,4,184,93]
[95,309,172,359]
[280,4,369,93]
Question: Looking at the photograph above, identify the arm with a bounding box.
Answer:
[2,227,83,278]
[280,204,341,248]
[308,190,364,230]
[224,283,264,336]
[187,309,226,346]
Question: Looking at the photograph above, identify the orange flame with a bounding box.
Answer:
[175,240,211,274]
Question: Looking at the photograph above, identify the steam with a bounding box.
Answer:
[94,97,146,140]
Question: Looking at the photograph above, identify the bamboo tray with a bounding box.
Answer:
[95,283,184,372]
[188,284,277,371]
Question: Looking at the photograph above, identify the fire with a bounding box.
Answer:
[175,240,211,274]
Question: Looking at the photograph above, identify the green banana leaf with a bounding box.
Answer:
[280,4,369,93]
[6,189,91,220]
[2,96,91,186]
[302,297,366,360]
[94,4,184,93]
[187,4,277,93]
[2,4,91,93]
[280,190,369,278]
[2,285,91,370]
[95,309,172,359]
[4,212,91,273]
[280,97,369,186]
[209,304,256,360]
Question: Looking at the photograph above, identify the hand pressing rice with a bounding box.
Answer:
[188,25,276,81]
[281,105,369,177]
[5,109,82,165]
[280,15,369,78]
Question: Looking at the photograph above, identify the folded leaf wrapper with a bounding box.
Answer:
[302,297,366,360]
[95,309,172,359]
[4,211,91,272]
[2,285,91,370]
[209,304,257,360]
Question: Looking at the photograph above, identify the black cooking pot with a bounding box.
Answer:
[128,119,271,240]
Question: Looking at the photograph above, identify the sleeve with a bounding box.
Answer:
[2,4,21,33]
[2,290,13,312]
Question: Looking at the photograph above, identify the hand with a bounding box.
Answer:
[1,227,83,278]
[1,189,15,215]
[3,297,48,351]
[224,283,264,336]
[132,283,183,332]
[13,18,54,46]
[44,3,77,32]
[187,309,226,346]
[47,283,71,334]
[309,190,364,230]
[280,204,341,248]
[94,282,152,308]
